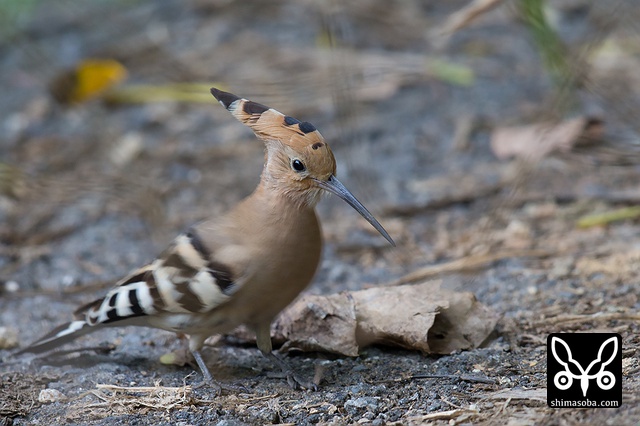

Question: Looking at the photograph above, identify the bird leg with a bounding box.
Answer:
[192,349,214,382]
[255,323,318,391]
[191,349,249,394]
[191,349,223,394]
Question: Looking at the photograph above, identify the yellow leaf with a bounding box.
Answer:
[50,59,128,104]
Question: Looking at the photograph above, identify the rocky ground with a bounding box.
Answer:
[1,1,640,424]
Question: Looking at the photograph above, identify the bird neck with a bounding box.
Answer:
[232,181,320,245]
[255,176,322,211]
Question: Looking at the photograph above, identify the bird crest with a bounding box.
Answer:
[210,88,337,192]
[212,89,331,153]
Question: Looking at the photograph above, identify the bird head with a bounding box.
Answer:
[211,88,395,246]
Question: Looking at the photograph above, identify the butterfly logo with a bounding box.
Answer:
[551,336,618,397]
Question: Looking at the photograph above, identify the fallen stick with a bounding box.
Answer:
[386,249,553,286]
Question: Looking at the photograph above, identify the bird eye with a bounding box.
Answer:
[291,159,306,172]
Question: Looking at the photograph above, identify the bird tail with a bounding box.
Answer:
[15,319,95,355]
[15,265,160,356]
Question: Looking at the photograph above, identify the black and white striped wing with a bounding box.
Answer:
[86,231,238,322]
[19,229,239,354]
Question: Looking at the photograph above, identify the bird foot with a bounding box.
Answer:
[267,370,318,391]
[190,349,249,395]
[265,352,318,390]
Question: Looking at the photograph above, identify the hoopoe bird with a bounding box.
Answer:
[18,88,395,391]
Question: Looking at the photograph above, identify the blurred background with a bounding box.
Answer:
[2,0,640,424]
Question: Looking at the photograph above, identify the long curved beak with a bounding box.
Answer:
[314,175,395,246]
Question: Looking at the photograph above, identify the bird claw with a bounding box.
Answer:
[264,351,318,390]
[286,373,318,391]
[190,349,250,395]
[267,370,318,391]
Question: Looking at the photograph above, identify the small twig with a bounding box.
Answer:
[388,408,477,426]
[7,345,114,362]
[96,383,192,393]
[507,189,640,207]
[369,373,496,385]
[89,389,111,403]
[577,206,640,228]
[535,312,640,327]
[238,393,280,403]
[386,249,553,286]
[87,382,196,410]
[68,389,104,402]
[437,0,505,36]
[493,397,511,418]
[440,397,465,410]
[520,334,546,345]
[414,374,497,385]
[485,388,548,402]
[382,182,502,217]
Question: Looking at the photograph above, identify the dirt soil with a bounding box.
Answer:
[1,1,640,424]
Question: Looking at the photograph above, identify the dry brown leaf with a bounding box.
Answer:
[490,117,604,161]
[274,292,359,356]
[272,281,499,356]
[424,288,499,354]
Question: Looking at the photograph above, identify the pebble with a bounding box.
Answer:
[345,396,380,415]
[5,280,19,293]
[0,326,18,349]
[38,389,67,403]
